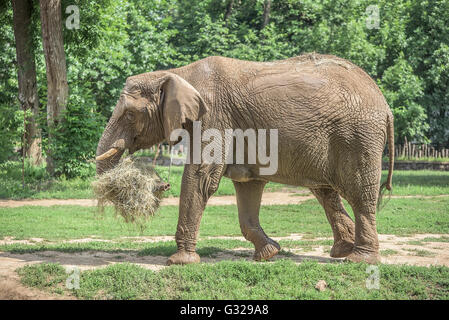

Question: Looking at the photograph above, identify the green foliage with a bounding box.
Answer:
[49,89,105,178]
[0,160,49,199]
[0,5,21,162]
[0,106,22,163]
[405,0,449,145]
[1,0,449,176]
[378,55,428,143]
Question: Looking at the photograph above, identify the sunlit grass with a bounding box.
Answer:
[1,157,448,199]
[1,197,448,241]
[17,260,449,300]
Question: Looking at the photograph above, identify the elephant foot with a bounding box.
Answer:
[253,239,281,261]
[167,250,200,266]
[330,240,354,258]
[345,248,380,264]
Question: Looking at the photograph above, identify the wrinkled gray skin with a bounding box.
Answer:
[96,53,394,265]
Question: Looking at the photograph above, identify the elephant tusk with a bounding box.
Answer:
[96,148,118,161]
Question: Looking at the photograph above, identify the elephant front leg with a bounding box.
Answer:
[167,163,224,266]
[233,180,280,261]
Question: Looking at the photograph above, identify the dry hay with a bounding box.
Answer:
[92,157,170,227]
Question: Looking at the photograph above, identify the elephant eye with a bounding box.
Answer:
[126,111,135,121]
[159,88,165,104]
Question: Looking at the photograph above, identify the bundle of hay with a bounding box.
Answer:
[92,157,170,225]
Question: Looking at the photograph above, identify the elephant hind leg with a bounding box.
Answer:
[311,188,355,258]
[344,194,381,264]
[341,166,382,264]
[233,180,280,261]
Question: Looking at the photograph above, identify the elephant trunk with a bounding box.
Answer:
[96,122,128,175]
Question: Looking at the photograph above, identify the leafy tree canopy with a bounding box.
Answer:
[1,0,448,175]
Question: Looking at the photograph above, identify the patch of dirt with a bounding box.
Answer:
[0,278,69,300]
[0,256,76,300]
[0,235,176,246]
[0,191,314,208]
[0,237,47,245]
[0,199,98,208]
[1,193,448,208]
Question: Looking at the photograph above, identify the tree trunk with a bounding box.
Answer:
[261,0,271,29]
[39,0,68,175]
[12,0,42,165]
[224,0,234,25]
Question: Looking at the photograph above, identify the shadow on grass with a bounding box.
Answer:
[137,244,235,257]
[0,244,343,270]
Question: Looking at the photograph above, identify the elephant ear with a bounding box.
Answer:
[161,73,208,144]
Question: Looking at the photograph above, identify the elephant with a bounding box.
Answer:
[96,53,394,265]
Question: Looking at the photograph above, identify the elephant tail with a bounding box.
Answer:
[385,113,394,191]
[377,113,394,211]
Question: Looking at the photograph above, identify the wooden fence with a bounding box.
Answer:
[149,144,184,155]
[149,143,449,160]
[391,143,449,159]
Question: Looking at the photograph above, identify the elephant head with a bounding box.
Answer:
[95,72,208,175]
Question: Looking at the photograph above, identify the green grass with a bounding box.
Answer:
[3,161,449,301]
[1,157,448,199]
[380,249,399,256]
[0,238,335,256]
[421,236,449,243]
[407,240,424,246]
[0,160,96,199]
[403,236,449,244]
[0,162,287,199]
[17,260,449,299]
[149,166,288,197]
[18,263,69,294]
[0,239,248,256]
[385,156,449,163]
[1,197,448,241]
[389,170,449,196]
[406,249,436,257]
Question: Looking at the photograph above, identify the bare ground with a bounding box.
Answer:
[0,191,314,208]
[1,192,448,208]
